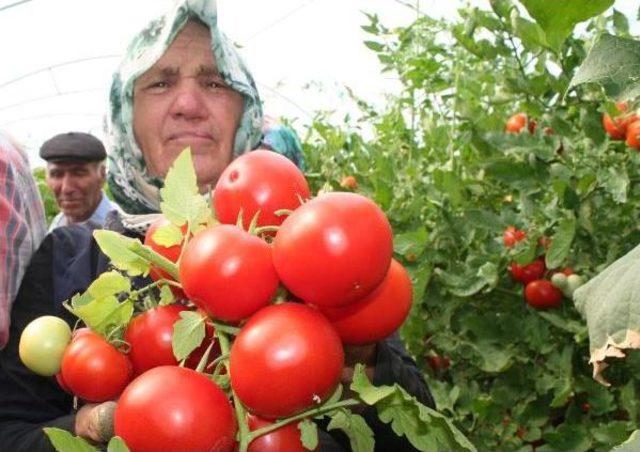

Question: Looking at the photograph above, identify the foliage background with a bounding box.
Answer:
[300,1,640,450]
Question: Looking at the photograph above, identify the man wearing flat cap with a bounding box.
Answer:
[40,132,118,231]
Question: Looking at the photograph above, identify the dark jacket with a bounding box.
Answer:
[0,220,434,451]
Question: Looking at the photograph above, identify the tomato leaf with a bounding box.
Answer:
[546,216,576,269]
[43,428,97,452]
[94,231,151,276]
[573,243,640,385]
[86,271,131,300]
[172,311,205,361]
[350,364,476,451]
[73,297,134,339]
[298,419,319,451]
[158,285,175,306]
[517,0,614,51]
[107,437,130,452]
[569,33,640,101]
[393,227,428,258]
[152,223,183,248]
[159,148,210,233]
[612,430,640,451]
[327,408,375,452]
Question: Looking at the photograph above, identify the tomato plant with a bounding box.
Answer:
[510,258,546,285]
[18,316,71,377]
[179,224,279,322]
[273,192,393,308]
[505,113,535,134]
[115,366,236,452]
[502,226,526,248]
[60,329,132,402]
[213,150,310,229]
[321,259,412,345]
[230,303,344,419]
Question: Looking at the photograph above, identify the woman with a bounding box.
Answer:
[0,1,433,450]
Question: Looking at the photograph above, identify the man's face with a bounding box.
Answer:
[132,21,244,190]
[46,161,106,223]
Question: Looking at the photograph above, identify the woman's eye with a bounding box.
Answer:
[148,80,170,89]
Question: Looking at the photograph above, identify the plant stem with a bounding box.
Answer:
[211,321,241,336]
[133,242,180,280]
[216,330,250,452]
[248,399,361,441]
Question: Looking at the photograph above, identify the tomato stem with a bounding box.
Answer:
[248,398,361,441]
[211,321,241,336]
[253,226,279,235]
[216,329,251,451]
[134,242,180,281]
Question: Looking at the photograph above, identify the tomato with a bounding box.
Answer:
[115,366,236,452]
[503,226,526,248]
[510,258,546,285]
[505,113,535,134]
[340,175,358,190]
[213,150,310,230]
[18,316,72,377]
[524,279,563,309]
[273,192,393,308]
[603,106,638,141]
[426,354,451,373]
[322,259,412,345]
[230,303,344,419]
[55,372,71,393]
[179,225,279,322]
[626,120,640,149]
[60,330,132,402]
[144,216,187,298]
[124,305,219,376]
[248,415,310,452]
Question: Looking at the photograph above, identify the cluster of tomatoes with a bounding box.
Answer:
[503,226,582,309]
[602,102,640,149]
[19,150,414,451]
[505,113,553,136]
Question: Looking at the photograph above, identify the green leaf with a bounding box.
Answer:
[298,419,319,451]
[107,437,130,452]
[94,231,151,276]
[327,409,375,452]
[573,243,640,384]
[599,166,629,203]
[159,148,210,233]
[518,0,614,51]
[364,40,384,52]
[612,430,640,451]
[86,271,131,300]
[73,297,134,338]
[351,364,476,451]
[512,16,548,49]
[546,216,576,269]
[393,227,428,257]
[568,34,640,100]
[158,285,175,306]
[43,428,97,452]
[152,224,183,248]
[172,311,206,361]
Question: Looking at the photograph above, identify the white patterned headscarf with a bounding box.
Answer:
[106,0,263,214]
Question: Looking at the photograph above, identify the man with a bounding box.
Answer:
[40,132,118,230]
[0,132,46,349]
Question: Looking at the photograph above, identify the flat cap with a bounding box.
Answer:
[40,132,106,162]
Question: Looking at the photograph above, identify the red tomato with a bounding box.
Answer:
[503,226,527,248]
[524,279,563,309]
[273,192,393,308]
[124,305,220,376]
[505,113,535,134]
[213,150,310,230]
[626,120,640,149]
[426,354,451,373]
[179,225,279,322]
[340,175,358,190]
[510,258,546,285]
[230,303,344,419]
[115,366,236,452]
[322,259,412,345]
[144,216,187,298]
[60,330,132,402]
[248,415,310,452]
[603,107,638,141]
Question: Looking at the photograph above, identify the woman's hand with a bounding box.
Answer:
[75,401,117,443]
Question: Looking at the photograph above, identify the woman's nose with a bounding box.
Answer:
[170,81,208,121]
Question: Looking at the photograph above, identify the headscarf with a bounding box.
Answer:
[106,0,263,214]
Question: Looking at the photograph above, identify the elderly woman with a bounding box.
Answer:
[0,1,433,451]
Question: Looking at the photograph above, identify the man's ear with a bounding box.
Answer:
[99,162,107,182]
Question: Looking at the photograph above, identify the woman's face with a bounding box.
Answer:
[132,21,244,189]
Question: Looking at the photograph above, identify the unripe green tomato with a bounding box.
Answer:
[565,274,585,297]
[19,316,72,376]
[550,272,568,289]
